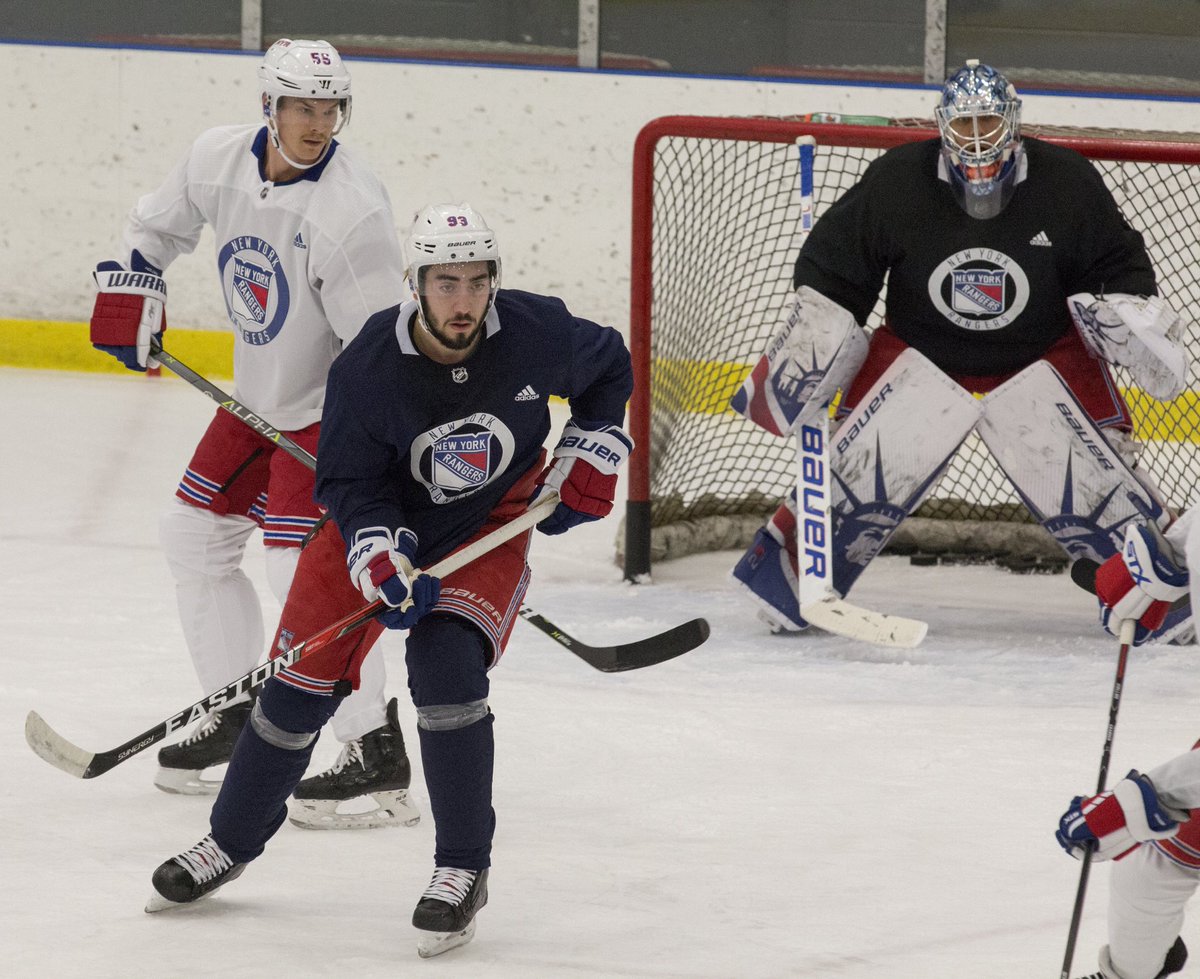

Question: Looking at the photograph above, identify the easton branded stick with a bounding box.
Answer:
[26,496,557,780]
[147,338,709,667]
[790,137,927,649]
[1059,617,1137,979]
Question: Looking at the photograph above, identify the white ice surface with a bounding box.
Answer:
[2,367,1198,978]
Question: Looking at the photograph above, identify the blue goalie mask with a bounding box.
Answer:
[935,59,1024,219]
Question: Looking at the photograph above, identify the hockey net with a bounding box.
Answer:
[621,115,1200,578]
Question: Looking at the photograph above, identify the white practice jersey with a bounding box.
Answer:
[119,124,405,430]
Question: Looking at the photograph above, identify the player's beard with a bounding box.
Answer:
[426,311,486,352]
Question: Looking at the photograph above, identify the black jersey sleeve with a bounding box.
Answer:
[562,316,634,425]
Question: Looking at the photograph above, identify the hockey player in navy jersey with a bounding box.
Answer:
[145,203,635,958]
[732,59,1188,638]
[88,39,416,821]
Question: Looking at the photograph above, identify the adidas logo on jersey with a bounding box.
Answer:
[514,385,539,402]
[1029,230,1052,247]
[293,232,307,249]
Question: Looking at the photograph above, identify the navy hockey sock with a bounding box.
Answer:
[417,715,496,871]
[210,679,340,863]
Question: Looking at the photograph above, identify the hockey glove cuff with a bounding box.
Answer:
[347,527,441,630]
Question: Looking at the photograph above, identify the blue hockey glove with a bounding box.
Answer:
[89,250,167,371]
[1056,769,1187,861]
[531,419,633,535]
[347,527,441,630]
[1095,522,1189,645]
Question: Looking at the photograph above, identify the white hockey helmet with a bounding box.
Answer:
[259,38,352,135]
[405,203,502,311]
[934,59,1023,219]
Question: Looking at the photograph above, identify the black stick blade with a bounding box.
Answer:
[518,609,710,672]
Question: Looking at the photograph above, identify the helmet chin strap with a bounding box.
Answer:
[266,115,328,171]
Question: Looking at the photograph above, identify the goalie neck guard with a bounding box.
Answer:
[935,59,1023,220]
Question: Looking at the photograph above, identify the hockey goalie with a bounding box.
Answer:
[730,59,1190,643]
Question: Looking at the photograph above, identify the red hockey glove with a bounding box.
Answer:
[531,419,633,536]
[1056,769,1187,861]
[90,251,166,371]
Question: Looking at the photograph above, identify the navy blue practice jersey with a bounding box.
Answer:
[795,136,1157,376]
[314,288,633,566]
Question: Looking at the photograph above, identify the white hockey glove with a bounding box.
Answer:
[90,251,167,371]
[1056,769,1188,861]
[347,527,441,630]
[1068,292,1189,401]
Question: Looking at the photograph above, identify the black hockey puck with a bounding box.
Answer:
[909,554,938,567]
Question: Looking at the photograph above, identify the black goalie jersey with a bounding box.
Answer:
[794,136,1157,376]
[314,289,633,567]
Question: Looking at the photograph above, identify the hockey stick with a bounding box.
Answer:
[1058,616,1136,979]
[25,495,557,780]
[790,137,927,649]
[517,607,709,673]
[148,338,709,670]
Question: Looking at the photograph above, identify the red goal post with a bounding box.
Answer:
[622,114,1200,580]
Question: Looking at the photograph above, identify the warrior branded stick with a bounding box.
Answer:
[517,608,709,673]
[26,496,558,780]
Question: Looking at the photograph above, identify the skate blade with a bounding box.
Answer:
[287,789,421,830]
[153,766,224,796]
[416,919,476,958]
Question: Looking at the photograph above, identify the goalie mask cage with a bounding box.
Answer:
[621,115,1200,580]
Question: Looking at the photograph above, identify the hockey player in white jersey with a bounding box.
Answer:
[89,38,417,826]
[1054,513,1200,979]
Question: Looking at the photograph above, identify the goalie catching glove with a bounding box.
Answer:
[89,250,167,371]
[1069,292,1189,401]
[531,419,633,535]
[347,527,441,630]
[1056,769,1188,861]
[1095,521,1189,645]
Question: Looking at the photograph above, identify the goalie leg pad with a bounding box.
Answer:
[978,362,1190,643]
[730,285,868,435]
[828,348,984,595]
[732,348,982,624]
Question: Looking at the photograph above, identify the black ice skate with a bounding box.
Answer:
[288,697,420,830]
[154,699,252,795]
[412,867,489,958]
[1078,936,1187,979]
[145,834,246,913]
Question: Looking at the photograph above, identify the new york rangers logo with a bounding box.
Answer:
[411,413,516,504]
[951,269,1005,315]
[233,257,273,323]
[927,249,1029,331]
[218,235,291,346]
